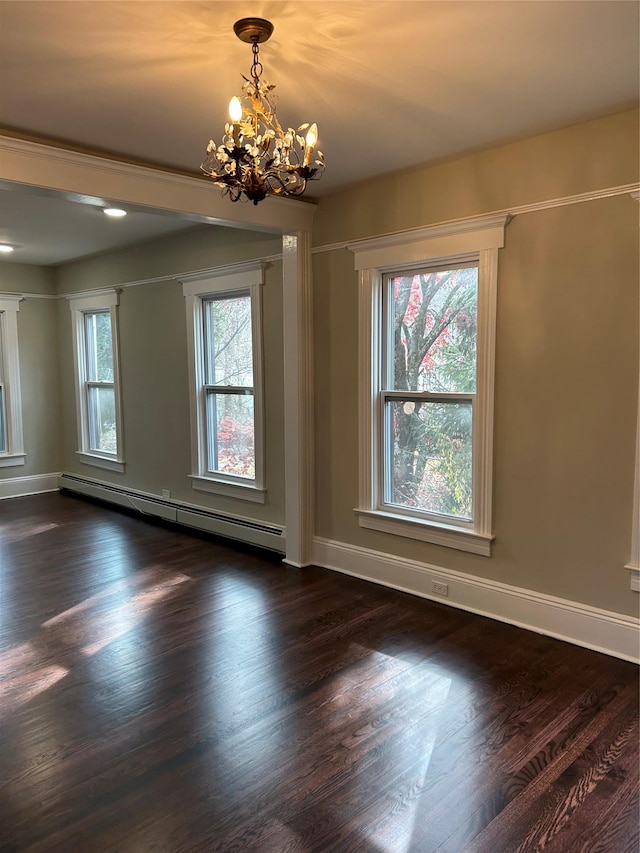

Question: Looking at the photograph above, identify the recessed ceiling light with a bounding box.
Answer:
[103,208,127,218]
[0,243,16,254]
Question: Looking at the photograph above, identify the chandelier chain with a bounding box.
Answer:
[251,42,263,86]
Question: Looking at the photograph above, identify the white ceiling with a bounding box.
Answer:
[0,0,638,266]
[0,185,202,266]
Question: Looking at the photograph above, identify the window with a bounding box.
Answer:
[383,261,477,520]
[0,296,25,467]
[69,291,125,472]
[350,214,509,556]
[182,262,265,503]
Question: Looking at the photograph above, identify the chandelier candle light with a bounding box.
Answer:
[201,17,324,204]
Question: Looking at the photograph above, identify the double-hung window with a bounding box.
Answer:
[382,261,478,519]
[351,214,509,555]
[0,296,25,467]
[182,262,265,503]
[69,291,125,472]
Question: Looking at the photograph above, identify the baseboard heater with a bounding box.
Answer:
[58,473,285,554]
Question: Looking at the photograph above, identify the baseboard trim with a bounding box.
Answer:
[0,472,60,499]
[58,472,286,553]
[313,537,640,664]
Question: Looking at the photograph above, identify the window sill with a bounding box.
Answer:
[190,475,266,504]
[625,564,640,592]
[0,453,26,468]
[355,508,493,556]
[77,452,126,473]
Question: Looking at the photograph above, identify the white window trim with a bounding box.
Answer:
[182,261,266,504]
[349,213,510,556]
[626,190,639,590]
[69,290,125,473]
[0,296,25,467]
[626,356,640,591]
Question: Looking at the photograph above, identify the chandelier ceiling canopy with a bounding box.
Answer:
[201,17,324,205]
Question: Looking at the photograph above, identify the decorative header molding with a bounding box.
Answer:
[348,213,510,271]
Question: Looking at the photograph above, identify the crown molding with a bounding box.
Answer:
[313,183,640,256]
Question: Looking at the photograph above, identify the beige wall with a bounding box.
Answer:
[312,109,639,617]
[0,263,62,478]
[313,109,638,247]
[54,224,286,525]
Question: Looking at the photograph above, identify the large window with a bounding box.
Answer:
[182,262,265,503]
[350,214,509,555]
[383,262,478,521]
[69,291,124,472]
[0,296,25,467]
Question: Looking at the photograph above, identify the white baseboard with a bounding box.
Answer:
[313,536,640,664]
[58,472,286,553]
[0,472,60,499]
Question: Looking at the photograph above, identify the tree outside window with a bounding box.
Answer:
[384,264,478,521]
[182,262,266,503]
[69,290,124,473]
[204,294,256,480]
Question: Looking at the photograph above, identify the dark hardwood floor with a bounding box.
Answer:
[0,492,637,852]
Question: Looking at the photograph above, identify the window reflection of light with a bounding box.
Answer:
[0,641,69,715]
[79,569,191,726]
[82,573,190,656]
[0,521,59,544]
[0,640,36,677]
[0,568,191,721]
[204,575,283,759]
[42,567,155,628]
[83,523,134,584]
[318,644,453,853]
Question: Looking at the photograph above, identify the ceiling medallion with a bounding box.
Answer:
[201,18,324,205]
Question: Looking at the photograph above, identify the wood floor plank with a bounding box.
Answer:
[0,492,637,853]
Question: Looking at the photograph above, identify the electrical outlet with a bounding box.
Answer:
[161,489,171,499]
[431,580,449,596]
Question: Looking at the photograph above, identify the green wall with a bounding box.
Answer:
[0,263,61,478]
[54,225,286,525]
[1,227,286,524]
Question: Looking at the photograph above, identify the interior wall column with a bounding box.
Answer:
[282,230,314,567]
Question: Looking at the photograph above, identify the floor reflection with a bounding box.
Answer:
[0,567,191,717]
[0,640,69,714]
[200,573,286,800]
[0,520,59,544]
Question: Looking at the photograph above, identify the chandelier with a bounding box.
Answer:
[201,18,324,205]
